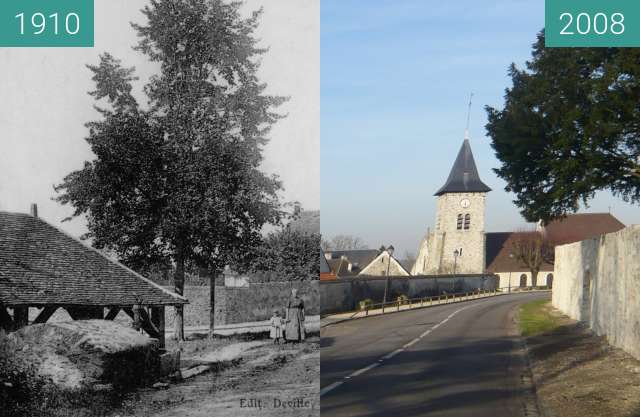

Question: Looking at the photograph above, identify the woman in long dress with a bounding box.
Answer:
[285,288,305,342]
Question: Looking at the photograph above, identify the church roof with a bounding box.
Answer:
[434,139,491,196]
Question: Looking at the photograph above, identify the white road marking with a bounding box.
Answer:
[320,381,344,396]
[320,301,482,397]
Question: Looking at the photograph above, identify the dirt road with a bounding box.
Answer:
[119,337,320,417]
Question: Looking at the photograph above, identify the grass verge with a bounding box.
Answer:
[519,299,560,337]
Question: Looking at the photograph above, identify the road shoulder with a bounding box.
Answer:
[519,300,640,417]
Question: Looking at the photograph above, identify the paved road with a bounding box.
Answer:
[321,292,550,417]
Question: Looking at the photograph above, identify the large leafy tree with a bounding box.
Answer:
[56,0,286,340]
[486,31,640,223]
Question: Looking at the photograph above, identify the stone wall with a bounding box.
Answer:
[214,281,319,325]
[552,225,640,359]
[321,274,498,315]
[164,281,319,327]
[495,271,555,289]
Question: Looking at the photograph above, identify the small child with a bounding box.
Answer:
[270,309,284,344]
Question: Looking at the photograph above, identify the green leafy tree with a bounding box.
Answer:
[56,0,286,340]
[486,31,640,223]
[244,227,321,282]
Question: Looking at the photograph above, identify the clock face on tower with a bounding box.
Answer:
[460,198,470,208]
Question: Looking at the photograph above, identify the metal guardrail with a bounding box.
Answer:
[348,286,551,319]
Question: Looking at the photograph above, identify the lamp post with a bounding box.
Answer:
[382,245,395,305]
[508,253,514,293]
[453,249,460,277]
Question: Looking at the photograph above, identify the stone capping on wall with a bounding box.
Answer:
[321,274,499,315]
[319,273,499,284]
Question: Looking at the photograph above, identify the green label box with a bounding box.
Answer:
[0,0,94,47]
[546,0,640,47]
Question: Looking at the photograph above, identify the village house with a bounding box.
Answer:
[0,205,186,347]
[323,246,410,278]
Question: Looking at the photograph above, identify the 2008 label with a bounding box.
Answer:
[559,12,625,36]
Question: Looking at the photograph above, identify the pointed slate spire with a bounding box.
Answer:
[434,138,491,196]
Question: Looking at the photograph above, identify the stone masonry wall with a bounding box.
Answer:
[552,225,640,360]
[415,192,487,275]
[164,281,319,328]
[214,281,319,325]
[321,274,498,315]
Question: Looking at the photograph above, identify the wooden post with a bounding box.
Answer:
[33,306,58,324]
[151,306,165,349]
[0,306,14,332]
[104,307,121,320]
[14,306,29,329]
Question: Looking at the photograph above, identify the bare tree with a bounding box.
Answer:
[321,235,368,251]
[510,231,555,287]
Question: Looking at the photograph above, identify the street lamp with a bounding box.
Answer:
[453,249,460,277]
[508,253,514,293]
[382,245,395,304]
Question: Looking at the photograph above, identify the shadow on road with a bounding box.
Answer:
[321,336,529,417]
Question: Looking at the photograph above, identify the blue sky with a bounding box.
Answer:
[321,0,640,256]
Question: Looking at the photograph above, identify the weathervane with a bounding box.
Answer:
[465,92,474,140]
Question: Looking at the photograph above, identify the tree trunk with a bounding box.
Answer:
[531,269,539,288]
[209,269,219,337]
[174,255,185,341]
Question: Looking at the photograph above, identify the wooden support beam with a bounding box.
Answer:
[66,306,104,320]
[150,306,165,349]
[139,307,160,340]
[122,307,135,320]
[33,306,58,324]
[14,306,29,329]
[104,307,121,321]
[0,306,14,332]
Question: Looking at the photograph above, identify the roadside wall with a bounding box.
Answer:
[552,225,640,359]
[214,281,319,325]
[321,274,498,315]
[165,281,319,327]
[495,271,555,289]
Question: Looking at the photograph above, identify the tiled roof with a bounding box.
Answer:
[434,139,491,196]
[485,232,554,273]
[486,213,625,273]
[324,249,380,277]
[542,213,625,245]
[0,211,186,307]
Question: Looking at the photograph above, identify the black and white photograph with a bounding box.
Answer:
[0,1,319,416]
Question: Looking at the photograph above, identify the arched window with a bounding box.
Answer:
[519,274,527,288]
[456,214,463,230]
[464,214,471,230]
[546,273,554,288]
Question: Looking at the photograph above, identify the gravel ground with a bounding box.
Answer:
[117,336,320,417]
[525,303,640,417]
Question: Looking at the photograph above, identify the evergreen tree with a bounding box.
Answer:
[486,31,640,223]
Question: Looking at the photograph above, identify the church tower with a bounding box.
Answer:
[412,133,491,275]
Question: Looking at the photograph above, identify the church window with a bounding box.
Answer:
[456,214,463,230]
[464,214,471,230]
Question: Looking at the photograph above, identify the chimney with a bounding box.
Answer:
[30,203,38,218]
